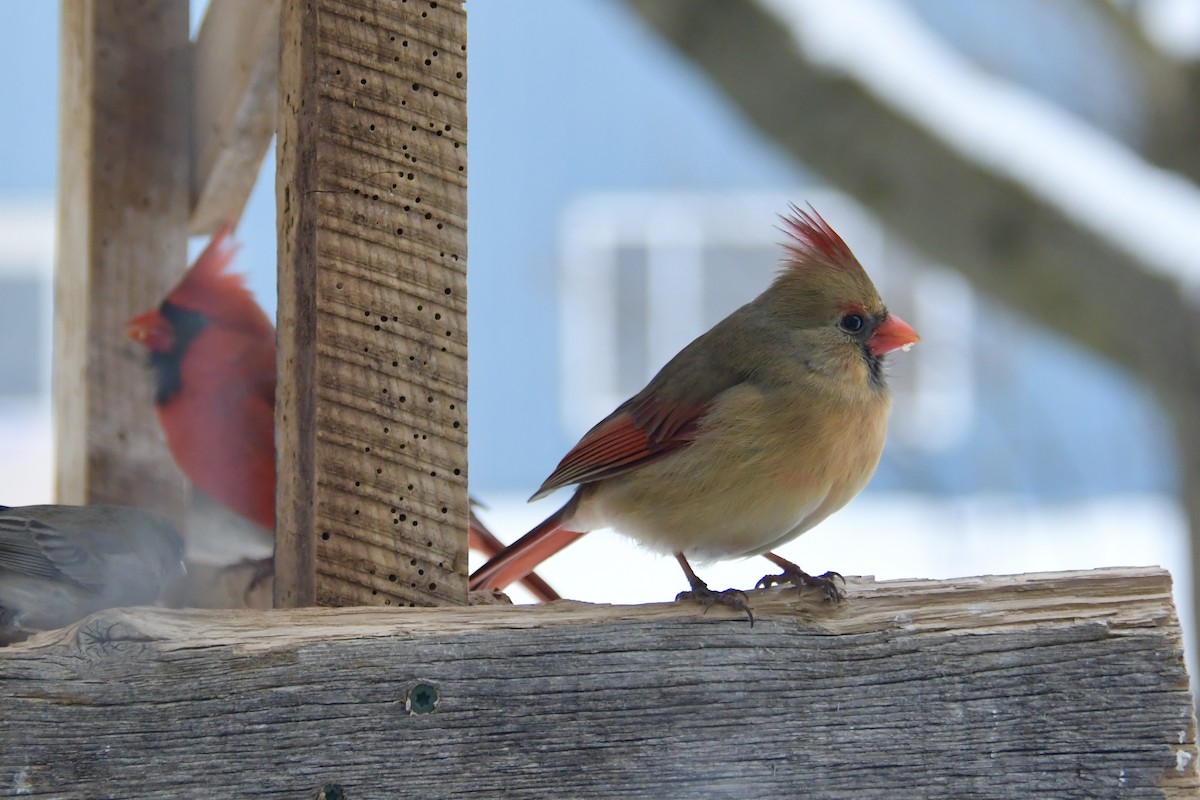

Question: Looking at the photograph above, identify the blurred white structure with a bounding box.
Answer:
[0,202,54,504]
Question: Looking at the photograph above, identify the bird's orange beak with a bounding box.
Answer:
[867,313,919,357]
[126,309,174,352]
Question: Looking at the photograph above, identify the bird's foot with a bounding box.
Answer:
[219,556,274,604]
[676,580,755,626]
[756,566,845,603]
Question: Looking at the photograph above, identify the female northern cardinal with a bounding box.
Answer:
[470,207,919,619]
[127,225,559,602]
[0,503,184,640]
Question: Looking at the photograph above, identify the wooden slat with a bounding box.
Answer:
[0,569,1195,797]
[275,0,469,608]
[54,0,189,517]
[189,0,280,235]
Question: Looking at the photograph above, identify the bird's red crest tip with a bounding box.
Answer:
[780,204,857,271]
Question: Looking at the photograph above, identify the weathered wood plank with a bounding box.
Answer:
[54,0,189,518]
[189,0,281,235]
[1,568,1194,798]
[275,0,469,608]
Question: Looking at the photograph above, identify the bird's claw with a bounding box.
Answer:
[220,556,274,604]
[676,582,755,626]
[756,568,846,603]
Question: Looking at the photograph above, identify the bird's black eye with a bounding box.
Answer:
[839,313,865,334]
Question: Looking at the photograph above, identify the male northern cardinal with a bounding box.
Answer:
[126,222,275,532]
[127,224,558,602]
[0,504,184,640]
[470,207,919,619]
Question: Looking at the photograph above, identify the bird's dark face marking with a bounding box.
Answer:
[835,305,888,391]
[149,301,207,406]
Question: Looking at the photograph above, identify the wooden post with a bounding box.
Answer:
[0,569,1195,797]
[54,0,189,517]
[189,0,281,235]
[275,0,469,608]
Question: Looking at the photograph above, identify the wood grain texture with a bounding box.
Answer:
[0,568,1195,798]
[275,0,468,609]
[190,0,281,235]
[54,0,189,519]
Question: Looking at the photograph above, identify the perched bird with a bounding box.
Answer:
[126,222,276,533]
[0,504,184,640]
[127,224,559,602]
[470,207,919,619]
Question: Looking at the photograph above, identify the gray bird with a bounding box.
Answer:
[0,503,185,642]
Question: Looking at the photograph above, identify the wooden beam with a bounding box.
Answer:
[54,0,189,517]
[189,0,280,235]
[275,0,469,608]
[0,569,1194,796]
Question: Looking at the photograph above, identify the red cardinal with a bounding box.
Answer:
[471,207,919,619]
[127,224,558,602]
[127,222,275,532]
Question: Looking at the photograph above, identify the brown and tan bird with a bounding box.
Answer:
[0,504,185,641]
[470,206,919,618]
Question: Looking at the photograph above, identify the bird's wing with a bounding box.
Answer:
[0,511,96,588]
[531,331,753,500]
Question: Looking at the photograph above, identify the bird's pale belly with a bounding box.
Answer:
[577,390,887,561]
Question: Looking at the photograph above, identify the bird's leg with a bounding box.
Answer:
[217,556,274,604]
[756,551,845,603]
[673,553,754,625]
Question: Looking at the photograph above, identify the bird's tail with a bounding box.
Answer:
[469,498,584,595]
[468,508,562,602]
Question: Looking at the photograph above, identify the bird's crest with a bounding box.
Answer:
[169,221,249,310]
[779,204,861,275]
